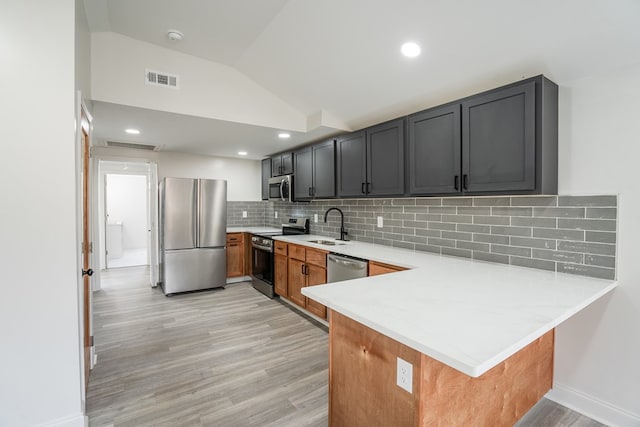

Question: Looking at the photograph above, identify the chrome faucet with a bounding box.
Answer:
[324,207,349,241]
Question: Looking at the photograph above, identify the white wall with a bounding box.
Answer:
[75,0,91,98]
[91,32,307,132]
[106,174,148,250]
[91,147,262,201]
[550,62,640,425]
[0,1,84,426]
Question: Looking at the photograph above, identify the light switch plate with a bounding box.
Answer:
[275,211,278,219]
[242,211,248,218]
[396,357,412,393]
[314,214,318,223]
[377,216,383,228]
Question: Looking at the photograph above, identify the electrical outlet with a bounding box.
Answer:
[396,357,412,393]
[314,214,318,223]
[275,211,278,219]
[377,216,383,228]
[242,211,248,218]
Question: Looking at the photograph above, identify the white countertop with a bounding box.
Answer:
[226,226,282,234]
[277,235,618,377]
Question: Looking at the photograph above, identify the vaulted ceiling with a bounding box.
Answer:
[84,0,640,159]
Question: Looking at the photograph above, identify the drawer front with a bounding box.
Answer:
[274,241,288,256]
[226,232,243,243]
[288,244,306,261]
[368,261,406,276]
[306,248,328,268]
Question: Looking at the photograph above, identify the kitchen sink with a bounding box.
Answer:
[308,239,347,246]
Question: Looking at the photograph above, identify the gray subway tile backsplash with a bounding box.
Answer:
[533,207,585,218]
[557,218,617,232]
[473,215,510,225]
[474,233,510,245]
[255,194,617,280]
[558,195,617,207]
[586,208,617,219]
[457,240,491,252]
[491,207,533,217]
[510,196,558,207]
[585,231,616,244]
[533,228,585,241]
[472,197,510,207]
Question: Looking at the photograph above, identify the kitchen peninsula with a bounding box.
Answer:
[285,236,618,426]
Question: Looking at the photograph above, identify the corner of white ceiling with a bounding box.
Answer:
[306,110,351,133]
[82,0,111,31]
[90,32,308,133]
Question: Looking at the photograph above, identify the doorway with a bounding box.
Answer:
[105,173,148,268]
[96,160,159,287]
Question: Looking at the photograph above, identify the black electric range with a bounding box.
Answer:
[251,217,309,298]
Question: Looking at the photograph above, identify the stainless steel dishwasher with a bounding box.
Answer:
[327,253,368,283]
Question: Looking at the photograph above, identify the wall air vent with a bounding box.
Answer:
[106,141,159,151]
[145,68,179,89]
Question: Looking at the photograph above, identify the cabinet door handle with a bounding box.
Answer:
[454,175,459,191]
[361,182,366,194]
[301,264,305,275]
[309,187,313,196]
[463,174,469,190]
[367,182,371,193]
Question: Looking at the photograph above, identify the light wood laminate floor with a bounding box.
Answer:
[87,267,606,427]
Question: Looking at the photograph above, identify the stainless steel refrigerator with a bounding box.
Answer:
[159,177,227,295]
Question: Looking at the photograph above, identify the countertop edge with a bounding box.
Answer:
[303,281,618,377]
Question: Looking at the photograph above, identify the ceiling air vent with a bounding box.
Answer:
[145,68,179,89]
[106,141,158,151]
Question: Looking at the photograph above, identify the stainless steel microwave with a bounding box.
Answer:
[268,174,294,202]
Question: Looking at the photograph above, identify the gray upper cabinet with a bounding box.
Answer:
[295,139,336,200]
[313,140,336,198]
[271,152,293,176]
[337,119,405,198]
[366,119,405,196]
[408,75,558,196]
[270,76,557,199]
[462,81,536,193]
[336,131,367,197]
[408,105,461,195]
[261,158,271,200]
[294,146,313,200]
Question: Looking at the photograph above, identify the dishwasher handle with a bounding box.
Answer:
[328,254,367,270]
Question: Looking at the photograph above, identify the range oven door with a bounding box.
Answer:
[252,246,274,285]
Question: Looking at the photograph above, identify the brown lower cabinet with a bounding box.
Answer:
[330,311,553,426]
[279,242,329,319]
[226,233,245,278]
[368,260,407,276]
[274,241,288,297]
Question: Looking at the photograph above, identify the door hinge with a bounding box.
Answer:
[89,242,93,253]
[90,336,94,346]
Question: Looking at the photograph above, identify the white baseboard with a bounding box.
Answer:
[37,413,87,427]
[546,383,640,427]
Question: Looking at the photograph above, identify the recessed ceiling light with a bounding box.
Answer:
[125,128,140,135]
[278,133,291,139]
[401,42,421,58]
[238,151,248,156]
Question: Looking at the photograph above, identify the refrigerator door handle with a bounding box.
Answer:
[195,179,200,248]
